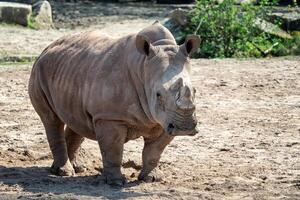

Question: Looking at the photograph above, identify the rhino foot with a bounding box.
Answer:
[50,161,75,176]
[73,164,86,173]
[138,169,163,183]
[106,177,126,187]
[102,170,126,186]
[72,161,86,173]
[102,174,127,186]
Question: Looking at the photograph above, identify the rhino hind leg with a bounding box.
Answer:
[42,122,75,176]
[65,126,85,173]
[29,83,74,176]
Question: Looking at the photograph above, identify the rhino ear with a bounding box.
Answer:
[136,34,154,56]
[181,35,201,56]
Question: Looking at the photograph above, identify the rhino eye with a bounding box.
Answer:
[156,92,165,111]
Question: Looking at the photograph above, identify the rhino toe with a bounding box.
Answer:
[73,165,86,173]
[50,161,75,176]
[72,161,86,173]
[138,169,163,183]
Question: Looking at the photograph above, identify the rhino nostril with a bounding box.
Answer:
[192,121,197,129]
[167,123,174,135]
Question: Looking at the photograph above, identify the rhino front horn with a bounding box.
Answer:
[176,86,195,111]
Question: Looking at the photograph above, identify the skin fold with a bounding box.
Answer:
[28,22,200,186]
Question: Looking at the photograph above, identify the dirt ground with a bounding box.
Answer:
[0,2,299,200]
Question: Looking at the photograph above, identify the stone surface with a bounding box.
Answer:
[32,0,53,29]
[163,8,188,42]
[157,0,195,4]
[0,2,32,26]
[167,8,187,26]
[270,8,300,31]
[255,18,293,39]
[217,0,257,4]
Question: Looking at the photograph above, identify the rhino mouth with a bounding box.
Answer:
[166,123,198,136]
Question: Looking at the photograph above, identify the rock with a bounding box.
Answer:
[255,18,293,39]
[270,8,300,31]
[31,0,53,29]
[217,0,257,4]
[0,2,32,26]
[23,149,35,158]
[167,8,187,26]
[157,0,195,4]
[163,8,188,42]
[277,0,298,6]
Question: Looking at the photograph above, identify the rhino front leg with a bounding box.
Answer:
[138,133,173,182]
[95,121,127,186]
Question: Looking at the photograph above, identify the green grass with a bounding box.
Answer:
[0,61,33,66]
[27,16,38,29]
[0,54,37,65]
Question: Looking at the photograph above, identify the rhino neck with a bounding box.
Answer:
[125,26,177,126]
[126,36,157,126]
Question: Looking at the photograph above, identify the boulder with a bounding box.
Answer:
[255,18,293,39]
[270,9,300,31]
[167,8,187,26]
[277,0,297,6]
[31,0,53,29]
[0,2,32,26]
[217,0,257,4]
[163,8,188,42]
[157,0,195,4]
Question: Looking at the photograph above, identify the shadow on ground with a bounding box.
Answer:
[0,165,150,198]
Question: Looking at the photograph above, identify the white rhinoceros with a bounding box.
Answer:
[28,22,200,186]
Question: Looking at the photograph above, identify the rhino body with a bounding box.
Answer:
[28,22,199,185]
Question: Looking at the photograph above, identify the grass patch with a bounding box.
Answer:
[27,16,38,29]
[0,55,37,65]
[0,61,33,66]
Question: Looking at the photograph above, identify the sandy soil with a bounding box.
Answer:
[0,1,169,57]
[0,2,299,200]
[0,57,299,199]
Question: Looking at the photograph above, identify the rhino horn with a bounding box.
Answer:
[176,86,195,111]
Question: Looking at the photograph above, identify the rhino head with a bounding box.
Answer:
[136,26,200,136]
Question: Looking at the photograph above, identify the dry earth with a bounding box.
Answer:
[0,57,299,200]
[0,2,300,200]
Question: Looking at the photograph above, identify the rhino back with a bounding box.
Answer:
[31,31,146,139]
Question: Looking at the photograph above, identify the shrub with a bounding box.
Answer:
[181,0,298,58]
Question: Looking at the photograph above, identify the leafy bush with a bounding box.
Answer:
[181,0,299,58]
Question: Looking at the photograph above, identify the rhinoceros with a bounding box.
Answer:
[28,22,200,186]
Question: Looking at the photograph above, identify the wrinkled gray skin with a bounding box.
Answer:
[28,22,200,186]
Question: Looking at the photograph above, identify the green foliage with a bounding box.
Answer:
[182,0,299,58]
[271,35,300,56]
[27,16,38,29]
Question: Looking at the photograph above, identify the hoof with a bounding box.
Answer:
[102,173,126,186]
[72,163,86,173]
[138,169,163,183]
[106,178,126,187]
[74,165,86,173]
[50,162,75,176]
